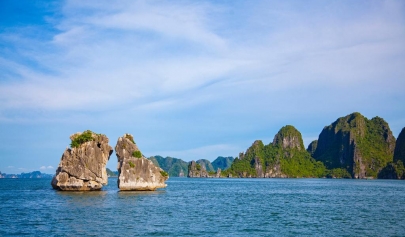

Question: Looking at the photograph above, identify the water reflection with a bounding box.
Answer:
[118,190,166,196]
[55,190,108,197]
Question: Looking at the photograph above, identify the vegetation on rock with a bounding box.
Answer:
[160,171,169,177]
[70,130,95,148]
[307,140,318,157]
[132,151,142,158]
[211,156,235,171]
[394,127,405,163]
[125,134,136,144]
[196,159,215,172]
[273,125,305,150]
[327,168,352,179]
[313,112,395,178]
[148,156,188,177]
[378,161,404,179]
[223,126,327,178]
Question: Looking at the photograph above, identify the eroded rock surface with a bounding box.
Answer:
[115,134,168,191]
[51,131,113,191]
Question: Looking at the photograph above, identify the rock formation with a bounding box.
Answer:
[273,125,305,150]
[307,140,318,157]
[224,125,324,178]
[378,127,405,179]
[394,127,405,163]
[313,112,396,179]
[188,161,209,177]
[51,130,113,191]
[187,160,221,178]
[115,134,168,191]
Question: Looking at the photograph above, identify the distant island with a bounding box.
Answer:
[161,112,405,180]
[148,156,234,177]
[106,168,118,177]
[0,171,53,179]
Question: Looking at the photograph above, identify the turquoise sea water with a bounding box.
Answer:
[1,178,405,236]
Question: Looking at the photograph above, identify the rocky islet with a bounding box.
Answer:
[51,131,113,191]
[51,131,168,191]
[115,134,168,191]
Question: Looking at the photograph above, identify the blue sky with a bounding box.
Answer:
[1,0,404,174]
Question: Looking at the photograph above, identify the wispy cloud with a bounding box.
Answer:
[0,0,403,116]
[1,0,404,170]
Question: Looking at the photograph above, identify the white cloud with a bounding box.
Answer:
[0,0,404,165]
[40,166,55,170]
[62,0,226,48]
[1,0,403,117]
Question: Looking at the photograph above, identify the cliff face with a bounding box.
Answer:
[313,113,396,179]
[51,130,113,191]
[307,140,318,157]
[379,127,405,179]
[394,127,405,163]
[115,134,168,191]
[225,125,325,178]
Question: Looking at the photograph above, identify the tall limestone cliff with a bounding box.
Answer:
[51,130,113,191]
[394,127,405,163]
[115,134,168,191]
[307,140,318,157]
[379,127,405,179]
[224,125,326,178]
[313,112,396,179]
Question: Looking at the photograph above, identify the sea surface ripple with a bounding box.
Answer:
[1,178,404,236]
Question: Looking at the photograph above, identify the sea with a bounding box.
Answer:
[1,178,404,236]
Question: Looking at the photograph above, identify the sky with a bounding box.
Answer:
[0,0,404,174]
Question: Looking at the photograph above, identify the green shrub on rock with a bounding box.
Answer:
[125,134,136,144]
[160,171,168,177]
[70,130,95,148]
[132,151,142,158]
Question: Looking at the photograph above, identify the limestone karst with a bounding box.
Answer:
[223,125,325,178]
[187,160,221,178]
[115,134,168,191]
[51,130,113,191]
[313,112,395,179]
